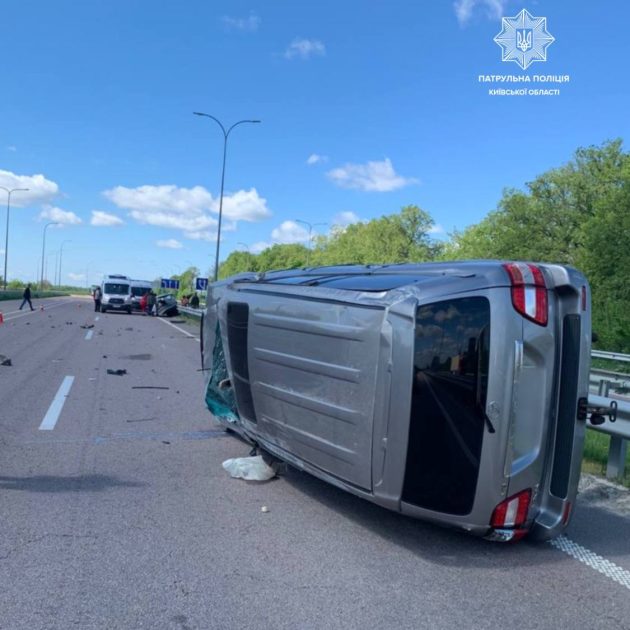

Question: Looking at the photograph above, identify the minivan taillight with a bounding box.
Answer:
[491,489,532,528]
[503,262,548,326]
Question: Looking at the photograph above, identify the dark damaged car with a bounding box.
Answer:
[201,261,592,542]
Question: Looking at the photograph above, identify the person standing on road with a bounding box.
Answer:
[147,290,157,316]
[93,286,102,312]
[19,284,34,311]
[190,292,200,309]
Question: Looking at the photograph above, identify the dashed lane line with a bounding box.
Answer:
[39,376,75,431]
[85,329,94,340]
[549,536,630,590]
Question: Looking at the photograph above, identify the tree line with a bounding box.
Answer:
[218,140,630,353]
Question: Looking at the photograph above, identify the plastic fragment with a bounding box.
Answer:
[222,455,277,481]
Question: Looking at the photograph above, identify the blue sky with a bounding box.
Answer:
[1,0,629,286]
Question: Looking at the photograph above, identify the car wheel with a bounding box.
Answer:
[127,307,132,315]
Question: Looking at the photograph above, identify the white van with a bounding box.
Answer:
[100,275,132,314]
[129,279,153,311]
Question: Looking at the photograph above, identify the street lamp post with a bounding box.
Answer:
[193,112,260,281]
[58,240,71,287]
[40,222,59,290]
[0,186,29,290]
[295,220,327,267]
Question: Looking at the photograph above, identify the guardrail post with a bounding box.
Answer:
[607,437,627,480]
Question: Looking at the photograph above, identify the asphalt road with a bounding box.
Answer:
[1,297,629,630]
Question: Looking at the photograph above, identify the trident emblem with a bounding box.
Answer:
[516,29,532,52]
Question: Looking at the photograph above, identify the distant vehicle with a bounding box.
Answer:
[156,293,179,317]
[129,279,153,311]
[202,261,592,542]
[100,275,132,314]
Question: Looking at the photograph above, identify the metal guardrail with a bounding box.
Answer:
[178,305,204,317]
[592,350,630,363]
[184,298,628,478]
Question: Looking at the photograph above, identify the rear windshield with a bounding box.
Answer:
[104,283,129,295]
[131,286,149,297]
[403,296,490,515]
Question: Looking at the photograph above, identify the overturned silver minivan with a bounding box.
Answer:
[202,261,591,541]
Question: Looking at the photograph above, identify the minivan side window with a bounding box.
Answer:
[402,297,490,515]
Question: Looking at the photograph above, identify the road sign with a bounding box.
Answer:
[195,277,208,291]
[160,278,180,290]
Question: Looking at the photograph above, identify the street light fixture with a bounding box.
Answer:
[40,222,60,290]
[0,186,29,290]
[58,240,71,287]
[295,220,327,267]
[193,112,260,281]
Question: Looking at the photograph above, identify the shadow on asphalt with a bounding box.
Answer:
[281,466,630,567]
[0,474,146,493]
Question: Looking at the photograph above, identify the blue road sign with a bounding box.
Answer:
[160,278,180,290]
[195,277,208,291]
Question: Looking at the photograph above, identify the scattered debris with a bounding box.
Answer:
[65,321,73,325]
[102,355,108,358]
[106,369,127,376]
[131,386,170,390]
[126,417,157,423]
[261,506,270,513]
[125,327,134,331]
[162,440,171,445]
[0,355,12,367]
[222,455,277,481]
[80,324,94,329]
[123,354,152,360]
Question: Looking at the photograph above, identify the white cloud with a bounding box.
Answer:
[429,224,446,235]
[91,210,124,226]
[156,239,183,249]
[67,272,85,281]
[285,38,326,60]
[271,220,310,244]
[250,241,272,254]
[307,154,328,165]
[6,146,16,152]
[327,158,418,192]
[222,12,260,32]
[0,169,59,206]
[454,0,506,25]
[39,205,82,225]
[103,184,270,239]
[332,211,360,226]
[219,188,271,221]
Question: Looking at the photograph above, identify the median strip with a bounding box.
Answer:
[39,376,75,431]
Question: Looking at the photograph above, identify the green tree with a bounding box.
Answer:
[317,205,440,265]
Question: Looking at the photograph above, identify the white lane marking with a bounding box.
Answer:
[549,536,630,590]
[157,316,199,341]
[85,329,94,340]
[95,316,100,321]
[39,376,75,431]
[3,300,76,321]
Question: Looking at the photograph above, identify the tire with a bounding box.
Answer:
[100,305,106,313]
[127,307,132,315]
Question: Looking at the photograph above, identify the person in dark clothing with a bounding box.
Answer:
[93,286,102,312]
[147,290,157,316]
[190,292,200,309]
[19,284,34,311]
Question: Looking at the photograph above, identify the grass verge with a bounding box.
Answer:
[582,429,630,488]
